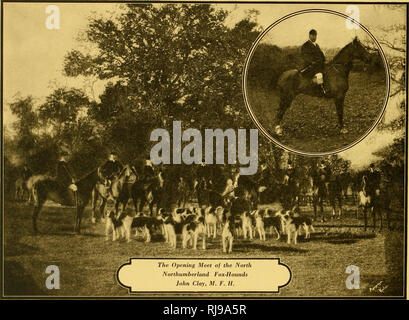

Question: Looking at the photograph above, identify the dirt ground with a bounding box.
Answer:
[247,72,387,153]
[3,200,404,298]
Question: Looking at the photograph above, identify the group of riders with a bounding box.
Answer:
[17,148,384,226]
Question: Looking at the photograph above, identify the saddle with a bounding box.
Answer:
[300,67,327,95]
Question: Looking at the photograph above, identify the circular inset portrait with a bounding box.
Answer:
[243,9,389,155]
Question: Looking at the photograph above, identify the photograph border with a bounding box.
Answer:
[1,0,407,300]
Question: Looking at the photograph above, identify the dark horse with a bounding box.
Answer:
[131,170,164,216]
[280,171,299,211]
[358,174,390,231]
[32,170,99,234]
[91,164,134,222]
[327,175,343,219]
[275,37,371,136]
[309,171,327,221]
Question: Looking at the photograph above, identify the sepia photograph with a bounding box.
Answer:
[1,1,407,299]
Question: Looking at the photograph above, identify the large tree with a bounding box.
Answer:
[64,4,259,156]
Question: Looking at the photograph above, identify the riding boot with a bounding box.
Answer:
[320,84,326,96]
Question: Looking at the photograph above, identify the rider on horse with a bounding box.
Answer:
[365,163,381,199]
[100,151,123,186]
[56,153,76,187]
[318,159,331,187]
[283,160,296,186]
[282,160,299,211]
[300,29,326,95]
[56,152,77,204]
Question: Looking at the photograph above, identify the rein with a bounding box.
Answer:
[75,168,99,183]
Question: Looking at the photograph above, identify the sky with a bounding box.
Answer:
[2,3,406,169]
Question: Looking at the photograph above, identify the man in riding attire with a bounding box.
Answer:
[301,29,326,95]
[56,153,77,205]
[282,160,299,211]
[283,160,296,185]
[57,153,75,187]
[142,159,155,182]
[318,159,331,189]
[254,162,272,204]
[100,152,123,186]
[366,163,381,200]
[314,160,330,221]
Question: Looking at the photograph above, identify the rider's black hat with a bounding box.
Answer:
[309,29,317,35]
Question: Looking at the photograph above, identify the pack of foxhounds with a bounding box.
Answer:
[105,205,315,253]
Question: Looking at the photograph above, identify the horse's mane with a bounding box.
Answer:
[330,41,354,65]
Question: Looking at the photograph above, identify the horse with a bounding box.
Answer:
[236,174,260,210]
[195,177,210,208]
[279,172,300,211]
[309,173,327,222]
[175,177,189,208]
[131,170,164,216]
[275,37,371,136]
[90,164,134,222]
[31,169,99,234]
[358,174,390,231]
[327,175,343,219]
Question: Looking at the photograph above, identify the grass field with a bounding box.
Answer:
[3,200,404,298]
[247,72,387,153]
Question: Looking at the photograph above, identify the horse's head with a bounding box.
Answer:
[351,37,371,63]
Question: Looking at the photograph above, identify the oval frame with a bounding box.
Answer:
[242,8,391,156]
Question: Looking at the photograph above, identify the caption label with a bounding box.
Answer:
[117,258,291,293]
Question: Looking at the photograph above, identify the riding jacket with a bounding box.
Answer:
[301,40,325,77]
[100,159,123,179]
[366,169,381,196]
[142,165,155,182]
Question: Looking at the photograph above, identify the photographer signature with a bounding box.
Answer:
[369,281,388,294]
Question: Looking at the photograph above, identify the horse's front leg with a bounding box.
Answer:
[99,198,107,222]
[32,203,44,234]
[149,201,154,217]
[338,196,343,219]
[371,206,377,232]
[319,196,325,222]
[312,196,317,220]
[275,91,294,136]
[139,199,146,215]
[75,206,85,234]
[363,207,368,232]
[335,96,347,134]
